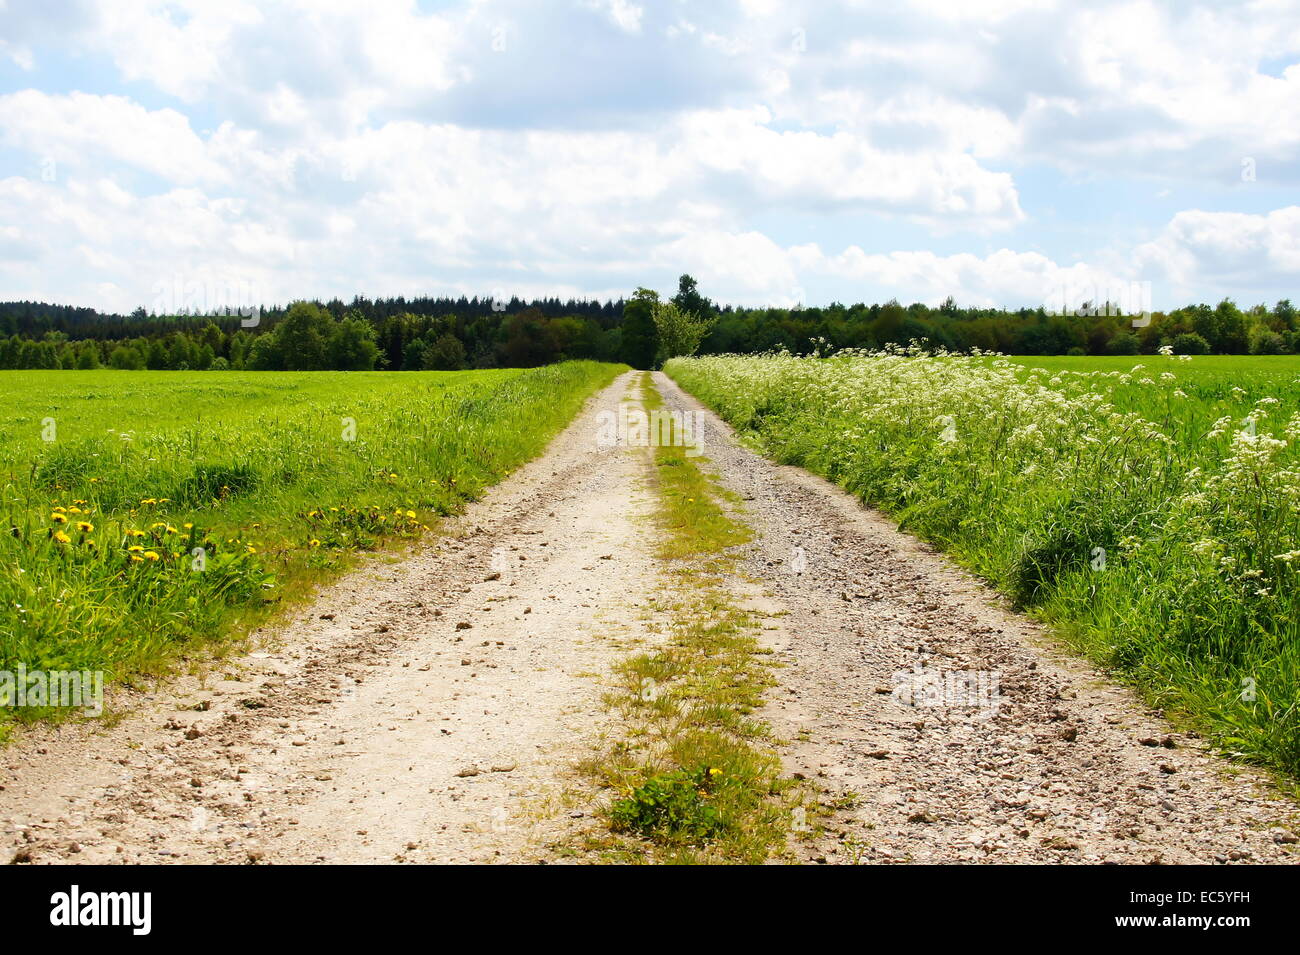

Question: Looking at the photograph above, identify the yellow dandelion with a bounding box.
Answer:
[52,530,71,544]
[143,551,160,561]
[246,545,257,554]
[126,529,145,538]
[309,539,321,547]
[130,555,144,563]
[128,545,145,553]
[51,513,68,523]
[405,510,416,519]
[76,521,94,533]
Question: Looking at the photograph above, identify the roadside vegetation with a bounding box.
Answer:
[0,361,622,735]
[666,348,1300,779]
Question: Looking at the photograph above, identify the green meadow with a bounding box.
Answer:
[0,363,622,733]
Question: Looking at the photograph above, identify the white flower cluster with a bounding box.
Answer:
[666,344,1300,603]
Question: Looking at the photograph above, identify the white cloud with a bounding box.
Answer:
[1135,207,1300,299]
[0,91,1032,309]
[92,0,261,102]
[806,245,1135,310]
[1,0,1299,311]
[585,0,643,34]
[0,42,33,70]
[0,91,227,185]
[908,0,1059,22]
[677,108,1023,228]
[656,230,799,303]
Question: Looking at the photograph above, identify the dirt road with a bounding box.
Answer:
[3,370,1298,864]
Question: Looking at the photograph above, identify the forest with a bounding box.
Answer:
[0,278,1295,371]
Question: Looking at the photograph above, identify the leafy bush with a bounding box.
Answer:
[610,766,727,841]
[1108,331,1141,355]
[1172,332,1211,355]
[1250,329,1287,356]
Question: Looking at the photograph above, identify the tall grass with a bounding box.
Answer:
[666,348,1300,778]
[0,362,622,733]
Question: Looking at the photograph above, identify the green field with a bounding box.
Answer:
[1006,354,1300,406]
[667,349,1300,779]
[0,363,622,732]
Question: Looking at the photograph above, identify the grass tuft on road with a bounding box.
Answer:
[584,373,792,864]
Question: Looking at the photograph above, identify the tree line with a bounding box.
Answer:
[0,280,1296,371]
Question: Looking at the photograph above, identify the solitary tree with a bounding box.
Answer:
[671,273,711,318]
[619,287,659,369]
[652,300,715,365]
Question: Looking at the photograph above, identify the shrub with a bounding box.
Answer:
[1171,332,1211,355]
[609,766,727,841]
[1250,329,1286,355]
[1108,331,1141,355]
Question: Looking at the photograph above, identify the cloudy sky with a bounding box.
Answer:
[1,0,1298,314]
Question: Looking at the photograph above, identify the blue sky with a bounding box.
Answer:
[1,0,1298,314]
